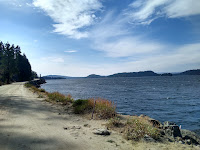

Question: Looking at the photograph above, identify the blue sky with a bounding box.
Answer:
[0,0,200,77]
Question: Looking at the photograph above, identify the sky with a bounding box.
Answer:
[0,0,200,77]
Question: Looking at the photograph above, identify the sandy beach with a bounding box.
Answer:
[0,82,199,150]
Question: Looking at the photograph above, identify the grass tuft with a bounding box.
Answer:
[124,118,160,141]
[47,92,73,104]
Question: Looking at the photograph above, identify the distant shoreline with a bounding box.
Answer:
[42,69,200,79]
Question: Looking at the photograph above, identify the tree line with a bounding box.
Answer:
[0,41,37,84]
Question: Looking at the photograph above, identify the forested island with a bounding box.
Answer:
[86,70,200,78]
[0,41,37,85]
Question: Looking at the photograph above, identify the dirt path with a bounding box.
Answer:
[0,82,133,150]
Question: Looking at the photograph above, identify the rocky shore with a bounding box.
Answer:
[137,115,200,145]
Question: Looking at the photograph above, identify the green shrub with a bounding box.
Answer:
[72,98,116,119]
[47,92,67,102]
[124,118,159,141]
[39,88,46,92]
[72,99,93,114]
[107,117,124,128]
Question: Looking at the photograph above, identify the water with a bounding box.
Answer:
[41,76,200,133]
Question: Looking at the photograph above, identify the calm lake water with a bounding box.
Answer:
[41,76,200,133]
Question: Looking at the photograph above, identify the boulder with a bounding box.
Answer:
[163,121,182,138]
[181,129,200,145]
[142,134,156,143]
[93,129,111,136]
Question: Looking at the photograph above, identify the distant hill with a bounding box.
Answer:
[86,74,105,78]
[176,69,200,75]
[42,75,70,79]
[108,71,159,78]
[44,69,200,79]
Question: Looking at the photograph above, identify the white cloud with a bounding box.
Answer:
[129,0,200,24]
[94,37,163,57]
[90,11,164,58]
[64,50,77,53]
[33,0,102,39]
[126,43,200,72]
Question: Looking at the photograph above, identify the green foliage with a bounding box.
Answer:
[47,92,74,104]
[31,71,38,79]
[107,117,124,128]
[39,89,46,92]
[47,92,66,102]
[72,99,93,114]
[124,118,159,141]
[0,40,34,84]
[72,98,116,119]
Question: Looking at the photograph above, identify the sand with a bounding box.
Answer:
[0,82,199,150]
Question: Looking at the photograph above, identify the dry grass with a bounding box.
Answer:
[89,98,116,119]
[73,98,116,119]
[124,117,160,141]
[106,116,160,142]
[25,82,73,104]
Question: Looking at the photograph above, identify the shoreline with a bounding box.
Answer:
[27,80,200,147]
[0,82,199,149]
[42,79,200,136]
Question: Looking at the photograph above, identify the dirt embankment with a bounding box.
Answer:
[0,82,199,150]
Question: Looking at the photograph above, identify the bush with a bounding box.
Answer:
[39,88,46,92]
[72,99,93,114]
[124,118,159,141]
[72,98,116,119]
[89,98,116,119]
[47,92,67,102]
[107,117,124,128]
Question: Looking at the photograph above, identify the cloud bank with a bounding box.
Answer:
[129,0,200,24]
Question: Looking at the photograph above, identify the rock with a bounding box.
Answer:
[149,119,163,128]
[181,129,200,145]
[163,121,182,138]
[183,135,199,145]
[163,121,176,127]
[93,129,111,136]
[178,141,185,144]
[142,135,156,143]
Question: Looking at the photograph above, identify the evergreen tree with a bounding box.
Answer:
[0,40,35,84]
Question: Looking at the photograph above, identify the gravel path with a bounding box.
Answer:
[0,82,133,150]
